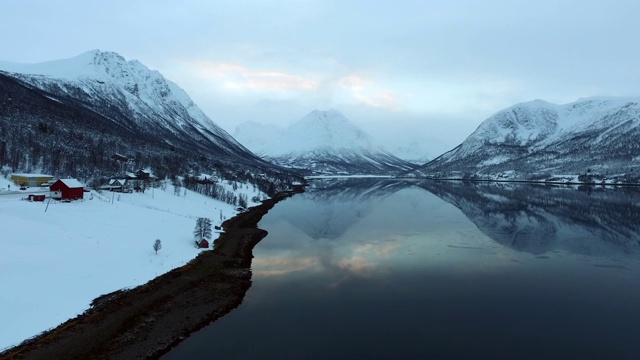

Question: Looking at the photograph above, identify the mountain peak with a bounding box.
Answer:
[412,96,640,181]
[235,111,417,174]
[309,109,344,117]
[0,50,164,86]
[82,49,125,62]
[0,50,256,163]
[82,50,130,70]
[304,109,349,124]
[285,110,376,153]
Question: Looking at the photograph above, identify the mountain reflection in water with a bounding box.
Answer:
[280,178,408,240]
[415,180,640,255]
[165,179,640,360]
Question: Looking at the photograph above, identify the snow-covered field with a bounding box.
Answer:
[0,176,263,350]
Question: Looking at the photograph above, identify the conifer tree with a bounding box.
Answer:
[153,239,162,254]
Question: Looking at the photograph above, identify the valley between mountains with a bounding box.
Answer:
[1,50,639,358]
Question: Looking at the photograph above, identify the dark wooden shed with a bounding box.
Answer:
[196,239,210,249]
[28,194,46,202]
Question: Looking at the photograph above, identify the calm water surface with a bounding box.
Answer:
[165,179,640,359]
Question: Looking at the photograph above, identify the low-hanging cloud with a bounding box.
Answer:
[186,60,319,92]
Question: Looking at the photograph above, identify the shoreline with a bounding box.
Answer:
[0,186,303,360]
[397,177,640,187]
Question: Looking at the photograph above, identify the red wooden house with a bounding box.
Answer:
[50,179,84,200]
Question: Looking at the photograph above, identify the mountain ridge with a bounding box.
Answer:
[1,50,254,159]
[0,50,298,187]
[409,97,640,183]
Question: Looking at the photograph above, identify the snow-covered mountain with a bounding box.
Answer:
[410,97,640,182]
[0,50,278,179]
[235,110,417,174]
[0,50,265,160]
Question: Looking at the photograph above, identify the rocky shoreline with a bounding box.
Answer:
[0,187,303,360]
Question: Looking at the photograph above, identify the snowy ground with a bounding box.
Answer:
[0,176,264,350]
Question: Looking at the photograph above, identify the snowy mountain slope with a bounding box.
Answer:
[0,50,264,165]
[410,97,640,181]
[236,110,417,174]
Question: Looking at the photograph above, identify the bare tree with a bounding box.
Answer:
[153,239,162,254]
[193,217,212,242]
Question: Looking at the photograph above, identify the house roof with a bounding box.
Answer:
[57,179,84,188]
[136,168,157,179]
[109,179,127,185]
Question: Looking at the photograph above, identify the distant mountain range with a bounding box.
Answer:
[3,50,640,182]
[409,97,640,183]
[0,50,285,183]
[234,110,417,175]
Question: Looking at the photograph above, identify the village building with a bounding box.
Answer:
[130,169,157,191]
[11,174,54,187]
[28,194,46,202]
[100,179,131,192]
[135,169,157,181]
[50,179,85,200]
[101,169,157,193]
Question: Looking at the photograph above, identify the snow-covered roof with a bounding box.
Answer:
[58,179,84,188]
[196,173,216,181]
[109,179,127,185]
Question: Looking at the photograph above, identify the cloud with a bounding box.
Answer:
[176,57,406,110]
[336,75,403,111]
[184,60,320,93]
[337,75,372,90]
[352,91,402,110]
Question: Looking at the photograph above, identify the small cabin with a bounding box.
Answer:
[28,194,46,202]
[196,239,209,248]
[50,179,84,200]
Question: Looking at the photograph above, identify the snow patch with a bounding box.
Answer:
[0,178,264,350]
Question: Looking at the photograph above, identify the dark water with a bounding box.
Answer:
[165,179,640,359]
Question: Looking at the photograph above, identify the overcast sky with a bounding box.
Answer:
[2,0,640,154]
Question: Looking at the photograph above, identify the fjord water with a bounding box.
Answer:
[165,179,640,359]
